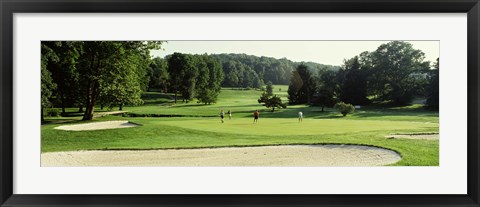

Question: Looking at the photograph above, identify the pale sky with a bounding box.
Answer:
[151,41,439,66]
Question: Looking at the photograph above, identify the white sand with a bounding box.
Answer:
[386,133,439,140]
[41,145,401,167]
[54,121,139,131]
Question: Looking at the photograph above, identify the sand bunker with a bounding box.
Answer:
[41,145,401,167]
[386,133,438,140]
[54,121,139,131]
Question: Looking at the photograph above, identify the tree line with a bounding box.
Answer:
[41,41,438,123]
[211,53,340,87]
[287,41,439,110]
[148,53,340,90]
[41,42,224,121]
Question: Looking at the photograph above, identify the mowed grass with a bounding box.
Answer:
[124,88,268,117]
[42,85,439,166]
[159,118,437,136]
[124,87,438,122]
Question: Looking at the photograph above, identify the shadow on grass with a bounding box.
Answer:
[352,112,438,119]
[42,118,84,125]
[141,92,174,99]
[257,103,439,120]
[169,104,211,108]
[142,100,173,105]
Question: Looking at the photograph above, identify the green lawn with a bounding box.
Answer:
[42,85,439,166]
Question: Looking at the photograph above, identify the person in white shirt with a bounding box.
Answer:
[220,110,225,123]
[298,111,303,122]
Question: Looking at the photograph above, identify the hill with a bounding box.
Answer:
[211,53,340,86]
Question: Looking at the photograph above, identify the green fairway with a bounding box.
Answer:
[42,86,439,166]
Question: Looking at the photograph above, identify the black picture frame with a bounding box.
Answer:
[1,0,479,206]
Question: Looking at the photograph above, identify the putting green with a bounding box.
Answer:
[159,118,438,136]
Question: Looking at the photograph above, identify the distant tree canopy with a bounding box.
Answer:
[211,53,340,87]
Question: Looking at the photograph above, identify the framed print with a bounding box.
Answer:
[1,0,479,206]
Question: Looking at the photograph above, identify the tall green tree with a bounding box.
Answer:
[76,41,162,120]
[288,69,303,104]
[339,56,370,105]
[313,68,340,112]
[42,41,83,114]
[147,57,169,92]
[98,49,150,110]
[167,53,197,103]
[194,55,224,104]
[40,43,58,122]
[312,89,336,112]
[266,81,274,96]
[367,41,430,105]
[426,58,439,110]
[180,55,198,103]
[288,64,316,104]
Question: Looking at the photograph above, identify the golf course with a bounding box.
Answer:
[41,86,439,166]
[41,41,439,166]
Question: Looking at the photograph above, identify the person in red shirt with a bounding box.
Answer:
[253,110,259,124]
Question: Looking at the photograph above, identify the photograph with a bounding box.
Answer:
[2,0,478,205]
[40,40,439,167]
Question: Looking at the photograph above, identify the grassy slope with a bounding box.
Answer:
[42,86,439,166]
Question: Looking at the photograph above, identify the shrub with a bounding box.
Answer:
[334,102,355,116]
[46,108,60,117]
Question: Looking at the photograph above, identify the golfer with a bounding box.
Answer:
[220,110,225,123]
[253,110,259,124]
[227,110,232,120]
[298,111,303,122]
